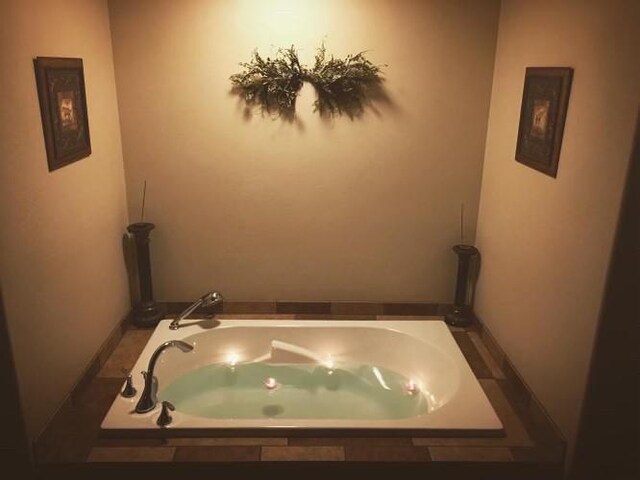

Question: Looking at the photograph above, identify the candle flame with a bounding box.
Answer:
[226,352,239,367]
[325,355,335,371]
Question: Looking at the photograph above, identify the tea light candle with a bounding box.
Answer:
[226,352,239,368]
[264,377,279,390]
[405,379,419,396]
[325,356,335,375]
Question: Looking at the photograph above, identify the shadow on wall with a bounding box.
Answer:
[314,81,397,121]
[231,82,397,128]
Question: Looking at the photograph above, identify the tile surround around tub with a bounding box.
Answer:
[33,302,565,477]
[173,446,261,463]
[412,380,533,448]
[293,314,377,320]
[221,302,277,314]
[261,446,345,462]
[98,328,153,378]
[97,322,125,366]
[428,446,513,462]
[480,324,506,367]
[452,332,493,379]
[166,437,288,447]
[345,445,431,462]
[215,314,296,320]
[511,445,564,464]
[382,303,439,315]
[95,437,166,447]
[288,437,413,447]
[275,302,332,314]
[330,302,384,316]
[501,359,533,411]
[468,331,505,379]
[87,446,175,463]
[165,301,444,317]
[35,377,125,464]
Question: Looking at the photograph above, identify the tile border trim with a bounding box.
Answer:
[473,315,566,465]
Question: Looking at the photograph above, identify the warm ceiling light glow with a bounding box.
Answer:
[269,0,300,13]
[232,0,332,57]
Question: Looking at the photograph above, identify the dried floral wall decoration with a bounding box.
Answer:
[230,45,386,120]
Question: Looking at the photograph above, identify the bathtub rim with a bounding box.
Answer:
[100,318,504,436]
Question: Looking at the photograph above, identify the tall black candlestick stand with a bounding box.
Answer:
[445,244,480,327]
[127,222,165,327]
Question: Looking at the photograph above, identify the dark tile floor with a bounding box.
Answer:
[35,312,565,479]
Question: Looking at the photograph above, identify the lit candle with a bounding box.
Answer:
[264,377,279,390]
[226,353,239,368]
[325,356,335,375]
[406,379,419,396]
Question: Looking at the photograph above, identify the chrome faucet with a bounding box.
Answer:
[170,291,223,330]
[134,340,194,414]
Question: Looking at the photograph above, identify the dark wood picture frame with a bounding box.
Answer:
[33,57,91,171]
[515,67,573,178]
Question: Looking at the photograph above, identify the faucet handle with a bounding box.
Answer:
[121,374,137,398]
[157,401,175,427]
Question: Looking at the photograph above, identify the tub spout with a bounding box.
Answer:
[170,291,223,330]
[135,340,193,414]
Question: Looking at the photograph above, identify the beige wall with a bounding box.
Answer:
[109,0,500,302]
[0,0,130,439]
[475,0,640,461]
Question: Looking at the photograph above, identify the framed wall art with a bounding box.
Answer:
[33,57,91,171]
[515,67,573,178]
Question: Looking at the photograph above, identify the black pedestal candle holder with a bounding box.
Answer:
[127,222,165,327]
[445,244,480,327]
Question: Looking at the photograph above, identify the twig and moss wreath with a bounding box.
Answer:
[230,45,385,118]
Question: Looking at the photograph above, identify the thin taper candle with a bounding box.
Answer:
[460,203,464,245]
[140,180,147,222]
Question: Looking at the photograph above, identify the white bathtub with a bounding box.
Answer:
[101,319,502,434]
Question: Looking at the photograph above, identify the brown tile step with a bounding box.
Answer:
[173,446,260,462]
[261,446,344,461]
